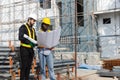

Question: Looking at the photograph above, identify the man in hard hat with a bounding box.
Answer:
[19,13,37,80]
[38,17,56,80]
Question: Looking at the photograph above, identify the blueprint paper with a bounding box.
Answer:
[23,34,37,44]
[36,27,61,48]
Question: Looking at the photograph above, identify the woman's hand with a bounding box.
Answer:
[49,47,54,50]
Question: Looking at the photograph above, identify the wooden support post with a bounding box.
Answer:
[118,77,120,80]
[32,58,36,73]
[18,69,20,77]
[46,66,49,78]
[8,40,15,52]
[67,64,70,79]
[35,67,41,80]
[72,67,75,72]
[56,73,61,80]
[31,65,34,73]
[33,58,36,67]
[11,71,16,80]
[38,75,42,80]
[9,56,13,74]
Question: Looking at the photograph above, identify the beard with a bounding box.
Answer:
[30,22,34,27]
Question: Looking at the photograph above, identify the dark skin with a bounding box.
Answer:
[40,23,54,50]
[41,23,49,32]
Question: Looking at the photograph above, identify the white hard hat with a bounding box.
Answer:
[28,13,37,20]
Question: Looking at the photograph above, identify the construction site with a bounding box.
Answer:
[0,0,120,80]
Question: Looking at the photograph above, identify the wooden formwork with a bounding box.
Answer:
[102,59,120,70]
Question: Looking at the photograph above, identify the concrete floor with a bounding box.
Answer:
[46,69,119,80]
[74,69,119,80]
[78,74,118,80]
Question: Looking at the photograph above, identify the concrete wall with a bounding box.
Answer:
[54,52,100,65]
[94,0,120,57]
[96,0,120,11]
[97,12,120,57]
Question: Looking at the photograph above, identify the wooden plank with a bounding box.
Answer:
[102,59,120,70]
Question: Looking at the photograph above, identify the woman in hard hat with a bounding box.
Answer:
[38,17,56,80]
[19,13,37,80]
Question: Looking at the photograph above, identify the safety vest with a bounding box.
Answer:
[20,24,35,48]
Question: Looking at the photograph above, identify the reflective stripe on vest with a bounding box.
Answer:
[20,24,35,48]
[21,42,31,48]
[25,24,35,39]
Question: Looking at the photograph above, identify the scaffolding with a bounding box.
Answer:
[1,0,120,57]
[1,0,120,79]
[0,0,83,79]
[0,0,60,46]
[0,0,38,46]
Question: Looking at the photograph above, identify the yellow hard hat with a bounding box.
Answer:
[42,17,51,25]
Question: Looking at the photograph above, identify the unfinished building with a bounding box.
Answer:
[0,0,120,79]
